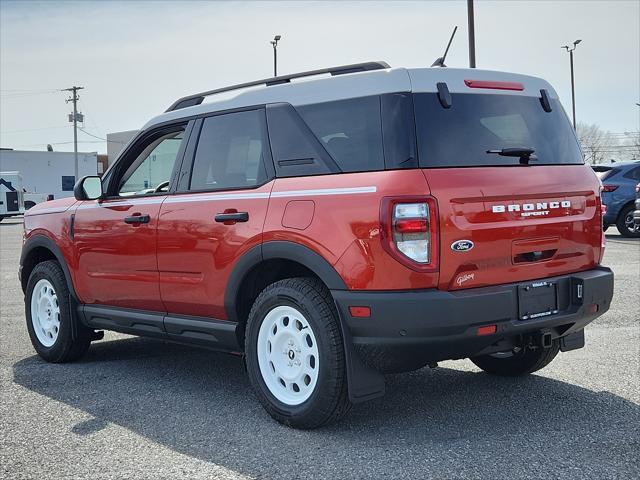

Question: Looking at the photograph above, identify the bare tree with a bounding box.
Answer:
[577,122,613,164]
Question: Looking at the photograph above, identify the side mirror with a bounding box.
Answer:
[74,176,103,201]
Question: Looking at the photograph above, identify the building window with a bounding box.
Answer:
[61,176,75,191]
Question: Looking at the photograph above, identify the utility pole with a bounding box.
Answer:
[63,86,84,183]
[562,40,581,130]
[271,35,281,76]
[467,0,476,68]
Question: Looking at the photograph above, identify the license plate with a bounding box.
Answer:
[518,281,558,320]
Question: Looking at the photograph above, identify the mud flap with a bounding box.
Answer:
[335,305,385,403]
[560,329,585,352]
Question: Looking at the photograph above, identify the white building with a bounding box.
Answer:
[0,149,98,201]
[107,130,137,166]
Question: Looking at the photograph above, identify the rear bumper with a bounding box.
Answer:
[332,267,614,372]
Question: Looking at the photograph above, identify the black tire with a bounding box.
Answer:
[471,340,560,376]
[25,260,92,362]
[616,204,640,238]
[245,277,351,429]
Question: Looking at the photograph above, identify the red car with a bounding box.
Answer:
[20,62,614,428]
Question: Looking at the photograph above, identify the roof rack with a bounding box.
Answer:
[165,61,391,112]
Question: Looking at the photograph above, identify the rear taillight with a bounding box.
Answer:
[380,197,438,271]
[602,184,618,192]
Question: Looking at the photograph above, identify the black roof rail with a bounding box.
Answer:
[165,61,391,112]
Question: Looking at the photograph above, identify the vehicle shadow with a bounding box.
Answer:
[605,233,639,243]
[12,336,640,478]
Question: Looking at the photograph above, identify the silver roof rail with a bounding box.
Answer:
[165,61,391,112]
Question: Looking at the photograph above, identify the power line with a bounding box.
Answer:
[78,127,107,141]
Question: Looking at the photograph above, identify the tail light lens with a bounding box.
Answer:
[380,197,439,271]
[602,184,618,192]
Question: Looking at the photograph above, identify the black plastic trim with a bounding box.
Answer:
[78,304,240,352]
[20,234,77,299]
[332,267,614,370]
[262,241,348,290]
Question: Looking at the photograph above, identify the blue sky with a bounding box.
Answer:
[1,0,638,154]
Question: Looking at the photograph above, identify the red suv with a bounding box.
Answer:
[20,62,614,428]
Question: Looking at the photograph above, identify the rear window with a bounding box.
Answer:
[414,93,583,167]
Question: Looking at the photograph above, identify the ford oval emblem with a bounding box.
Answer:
[451,240,474,252]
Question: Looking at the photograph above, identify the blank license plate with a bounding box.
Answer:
[518,281,558,320]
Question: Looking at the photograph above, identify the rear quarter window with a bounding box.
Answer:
[296,96,385,172]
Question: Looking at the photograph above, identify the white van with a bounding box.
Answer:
[0,171,25,221]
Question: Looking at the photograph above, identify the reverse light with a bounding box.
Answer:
[601,184,618,193]
[380,197,439,271]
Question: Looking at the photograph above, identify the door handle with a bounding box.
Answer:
[124,214,150,224]
[215,211,249,224]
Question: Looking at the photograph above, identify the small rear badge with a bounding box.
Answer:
[451,240,474,252]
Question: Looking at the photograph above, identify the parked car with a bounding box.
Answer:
[20,62,614,428]
[592,161,640,237]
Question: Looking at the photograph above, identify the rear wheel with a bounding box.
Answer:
[471,340,560,376]
[616,204,640,238]
[25,261,92,362]
[245,277,351,429]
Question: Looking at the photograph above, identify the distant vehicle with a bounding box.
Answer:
[0,171,25,221]
[592,161,640,237]
[23,193,48,210]
[634,183,640,233]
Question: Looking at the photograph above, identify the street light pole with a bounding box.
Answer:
[271,35,281,77]
[562,39,581,130]
[467,0,476,68]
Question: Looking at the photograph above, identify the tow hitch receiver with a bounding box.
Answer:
[537,332,553,349]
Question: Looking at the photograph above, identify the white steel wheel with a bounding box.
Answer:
[30,279,61,347]
[257,305,320,406]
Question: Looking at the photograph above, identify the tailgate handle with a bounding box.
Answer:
[514,249,557,264]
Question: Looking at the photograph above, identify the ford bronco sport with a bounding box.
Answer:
[20,62,614,429]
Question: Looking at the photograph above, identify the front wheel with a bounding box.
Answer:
[616,204,640,238]
[25,261,92,362]
[471,340,560,376]
[245,277,351,429]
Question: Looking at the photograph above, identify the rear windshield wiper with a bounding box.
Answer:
[486,147,537,164]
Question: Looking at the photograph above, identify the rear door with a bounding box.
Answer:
[157,108,274,320]
[413,90,602,290]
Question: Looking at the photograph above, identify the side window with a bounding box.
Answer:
[190,110,269,191]
[118,130,185,196]
[297,97,384,172]
[623,166,640,181]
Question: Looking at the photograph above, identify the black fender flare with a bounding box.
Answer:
[224,241,348,323]
[20,234,78,300]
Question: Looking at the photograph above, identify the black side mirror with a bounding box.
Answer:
[74,176,103,201]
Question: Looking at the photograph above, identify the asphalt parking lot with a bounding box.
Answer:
[1,216,638,479]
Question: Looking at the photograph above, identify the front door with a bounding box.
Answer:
[73,124,190,311]
[157,109,274,319]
